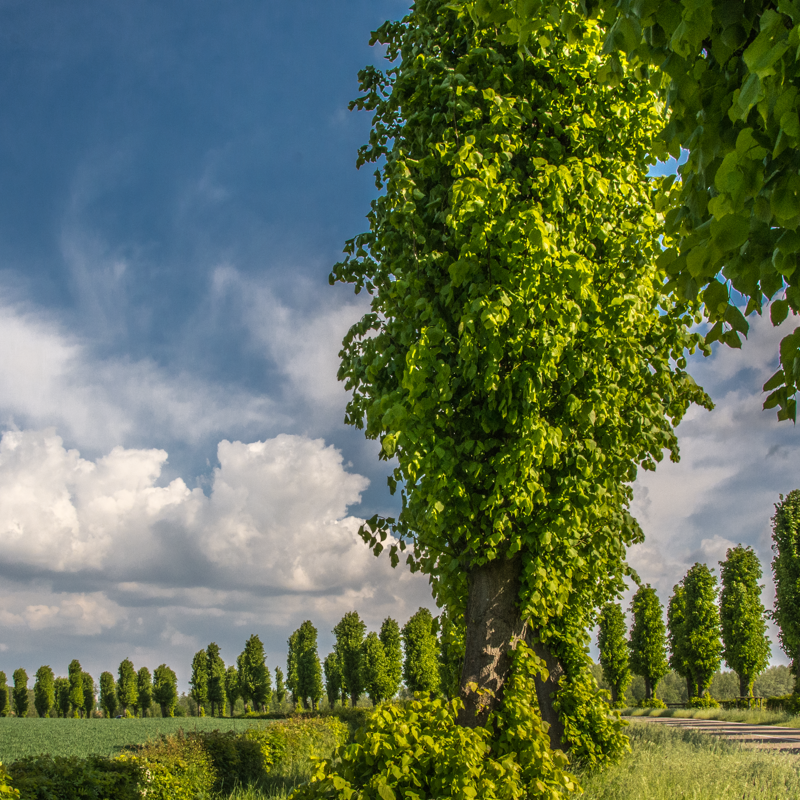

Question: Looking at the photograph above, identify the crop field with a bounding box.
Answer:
[0,717,276,763]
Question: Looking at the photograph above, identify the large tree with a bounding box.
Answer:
[189,650,209,715]
[136,667,153,717]
[295,621,324,710]
[720,545,771,698]
[439,610,465,700]
[152,665,178,718]
[772,490,800,692]
[597,602,631,707]
[359,632,394,705]
[323,653,342,709]
[117,659,138,716]
[68,660,84,718]
[99,672,118,718]
[286,630,300,708]
[54,677,70,718]
[274,666,286,706]
[225,665,240,716]
[206,643,227,717]
[667,583,693,701]
[33,666,55,718]
[0,673,9,717]
[628,587,668,702]
[683,563,723,699]
[12,669,28,718]
[82,673,96,719]
[336,0,706,756]
[237,635,271,712]
[333,612,366,707]
[402,608,440,696]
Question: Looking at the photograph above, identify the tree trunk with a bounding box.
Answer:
[610,684,618,705]
[350,691,358,708]
[739,673,750,700]
[685,675,693,701]
[644,676,651,701]
[457,556,565,749]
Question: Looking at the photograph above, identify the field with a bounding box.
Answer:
[0,717,276,762]
[622,707,800,728]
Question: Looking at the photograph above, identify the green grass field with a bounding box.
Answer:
[621,706,800,727]
[0,717,276,762]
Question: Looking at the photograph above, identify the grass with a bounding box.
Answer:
[0,717,276,762]
[620,706,800,727]
[577,722,800,799]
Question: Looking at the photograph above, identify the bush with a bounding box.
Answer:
[689,695,720,709]
[0,764,17,799]
[190,729,272,793]
[765,695,800,714]
[637,698,667,709]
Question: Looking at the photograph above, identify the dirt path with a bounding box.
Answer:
[630,715,800,752]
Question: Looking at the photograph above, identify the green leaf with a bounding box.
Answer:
[763,368,785,392]
[771,298,791,325]
[710,215,749,251]
[702,280,729,318]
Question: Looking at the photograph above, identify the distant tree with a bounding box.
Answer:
[274,666,286,705]
[333,612,366,707]
[286,631,299,708]
[628,586,668,701]
[54,677,70,717]
[117,659,138,716]
[296,621,323,710]
[33,666,54,718]
[12,669,29,718]
[597,602,631,707]
[67,660,84,718]
[206,643,227,717]
[323,653,342,708]
[99,672,118,718]
[237,635,271,712]
[438,611,464,700]
[683,563,723,699]
[720,546,771,698]
[189,650,209,715]
[360,632,393,704]
[0,672,9,717]
[379,617,403,700]
[136,667,152,717]
[152,665,178,717]
[402,608,439,695]
[772,490,800,693]
[225,665,240,716]
[667,583,693,700]
[82,673,96,718]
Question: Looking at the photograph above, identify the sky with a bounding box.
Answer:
[0,0,798,689]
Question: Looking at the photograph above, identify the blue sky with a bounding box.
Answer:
[0,1,798,690]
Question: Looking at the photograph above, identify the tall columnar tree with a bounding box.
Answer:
[772,490,800,693]
[628,587,668,701]
[597,602,631,707]
[380,617,403,700]
[206,643,227,717]
[323,653,342,709]
[54,677,70,717]
[359,632,393,705]
[0,673,9,717]
[225,665,240,716]
[720,545,771,698]
[117,659,138,716]
[99,672,118,718]
[683,563,723,699]
[402,608,440,696]
[335,0,707,758]
[68,660,84,718]
[439,610,465,700]
[33,666,55,718]
[274,666,286,706]
[237,635,271,712]
[136,667,153,717]
[333,612,367,707]
[286,631,299,708]
[190,650,209,715]
[12,669,28,718]
[152,665,178,718]
[667,583,693,700]
[82,673,95,718]
[295,621,324,710]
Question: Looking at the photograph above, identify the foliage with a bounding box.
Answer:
[333,612,366,707]
[323,654,342,709]
[597,602,631,707]
[358,633,393,705]
[379,618,403,702]
[117,660,138,716]
[293,622,324,710]
[0,675,8,718]
[275,668,286,705]
[12,671,28,719]
[189,651,209,712]
[99,672,118,719]
[82,674,95,719]
[682,563,723,699]
[238,635,272,713]
[153,665,178,719]
[771,489,800,692]
[438,610,465,700]
[636,698,666,710]
[628,587,668,701]
[135,667,152,717]
[32,669,53,720]
[689,695,720,710]
[67,661,84,718]
[754,665,794,698]
[207,643,227,717]
[401,608,440,695]
[719,545,771,697]
[666,584,692,700]
[53,679,69,719]
[287,631,299,708]
[0,764,17,800]
[225,666,240,717]
[765,694,800,714]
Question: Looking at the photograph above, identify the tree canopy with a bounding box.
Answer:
[628,586,668,701]
[597,602,631,707]
[772,490,800,692]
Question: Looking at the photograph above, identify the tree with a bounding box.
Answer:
[68,660,84,718]
[286,631,299,709]
[667,584,693,701]
[336,0,707,757]
[54,677,70,717]
[189,650,209,715]
[117,659,138,716]
[225,665,240,716]
[152,665,178,718]
[12,669,28,718]
[597,602,631,707]
[136,667,152,717]
[323,653,342,709]
[628,587,668,701]
[360,632,394,705]
[99,672,118,718]
[295,621,323,710]
[772,490,800,693]
[438,610,464,700]
[274,667,286,706]
[33,666,54,718]
[333,612,366,707]
[0,673,8,717]
[206,643,227,717]
[720,545,771,698]
[380,617,403,700]
[82,673,96,718]
[402,608,439,695]
[237,635,271,712]
[683,563,723,699]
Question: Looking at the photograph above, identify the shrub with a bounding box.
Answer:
[194,729,272,793]
[765,694,800,714]
[0,764,18,799]
[637,697,667,709]
[689,694,720,709]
